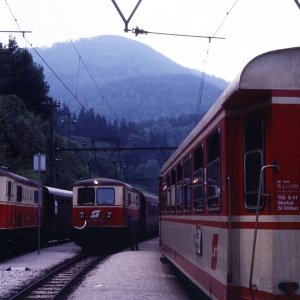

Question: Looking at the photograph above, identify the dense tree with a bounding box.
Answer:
[0,37,50,116]
[0,95,48,176]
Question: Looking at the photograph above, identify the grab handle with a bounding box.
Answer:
[249,161,279,299]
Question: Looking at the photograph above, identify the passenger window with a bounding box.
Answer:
[183,157,191,212]
[166,174,171,213]
[17,185,22,202]
[78,187,95,205]
[162,179,168,214]
[34,190,38,203]
[193,144,204,212]
[128,193,131,205]
[55,200,58,215]
[244,118,264,209]
[170,170,176,213]
[96,188,115,205]
[176,163,183,212]
[7,181,12,201]
[206,129,221,211]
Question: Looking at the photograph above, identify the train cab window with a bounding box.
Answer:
[183,157,191,212]
[78,187,95,205]
[6,181,12,201]
[206,129,221,211]
[176,163,183,212]
[96,188,115,205]
[243,118,264,209]
[193,144,204,212]
[17,185,22,202]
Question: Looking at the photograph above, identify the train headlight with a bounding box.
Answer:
[79,211,86,220]
[106,211,112,219]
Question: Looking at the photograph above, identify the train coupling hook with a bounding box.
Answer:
[75,211,87,230]
[74,220,87,230]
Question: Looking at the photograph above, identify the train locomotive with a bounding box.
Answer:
[0,168,73,257]
[72,177,159,252]
[159,47,300,299]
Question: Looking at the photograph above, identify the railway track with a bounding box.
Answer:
[8,254,105,300]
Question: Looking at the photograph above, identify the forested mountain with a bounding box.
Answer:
[31,35,227,121]
[0,37,228,193]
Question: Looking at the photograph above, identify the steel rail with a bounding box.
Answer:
[8,254,105,300]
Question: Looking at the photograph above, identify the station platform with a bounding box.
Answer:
[0,239,199,299]
[68,237,198,300]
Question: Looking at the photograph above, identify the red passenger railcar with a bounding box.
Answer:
[0,169,73,257]
[72,177,158,251]
[0,169,40,256]
[159,47,300,299]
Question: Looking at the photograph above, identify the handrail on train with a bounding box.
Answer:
[227,175,233,283]
[249,161,279,300]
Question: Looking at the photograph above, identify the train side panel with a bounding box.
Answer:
[159,48,300,299]
[0,169,73,257]
[271,97,300,296]
[0,170,40,256]
[42,187,73,243]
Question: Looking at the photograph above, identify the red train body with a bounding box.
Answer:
[159,47,300,299]
[0,169,73,257]
[72,177,159,251]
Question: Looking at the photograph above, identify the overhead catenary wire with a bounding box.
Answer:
[294,0,300,10]
[4,0,86,110]
[195,0,240,123]
[212,0,240,37]
[75,57,81,98]
[131,27,225,40]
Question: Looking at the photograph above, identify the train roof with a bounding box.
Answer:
[161,47,300,175]
[73,177,137,191]
[142,192,158,202]
[43,186,73,198]
[0,168,39,187]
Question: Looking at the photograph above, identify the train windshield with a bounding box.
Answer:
[96,188,115,205]
[78,187,95,205]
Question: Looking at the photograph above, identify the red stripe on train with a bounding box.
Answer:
[160,217,300,230]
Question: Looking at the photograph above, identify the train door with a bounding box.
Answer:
[6,179,14,228]
[239,115,267,297]
[139,193,146,234]
[123,187,127,226]
[269,100,300,297]
[223,116,240,298]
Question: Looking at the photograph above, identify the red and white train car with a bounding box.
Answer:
[72,177,158,251]
[0,168,73,257]
[0,169,40,256]
[159,47,300,299]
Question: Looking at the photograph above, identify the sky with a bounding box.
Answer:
[0,0,300,81]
